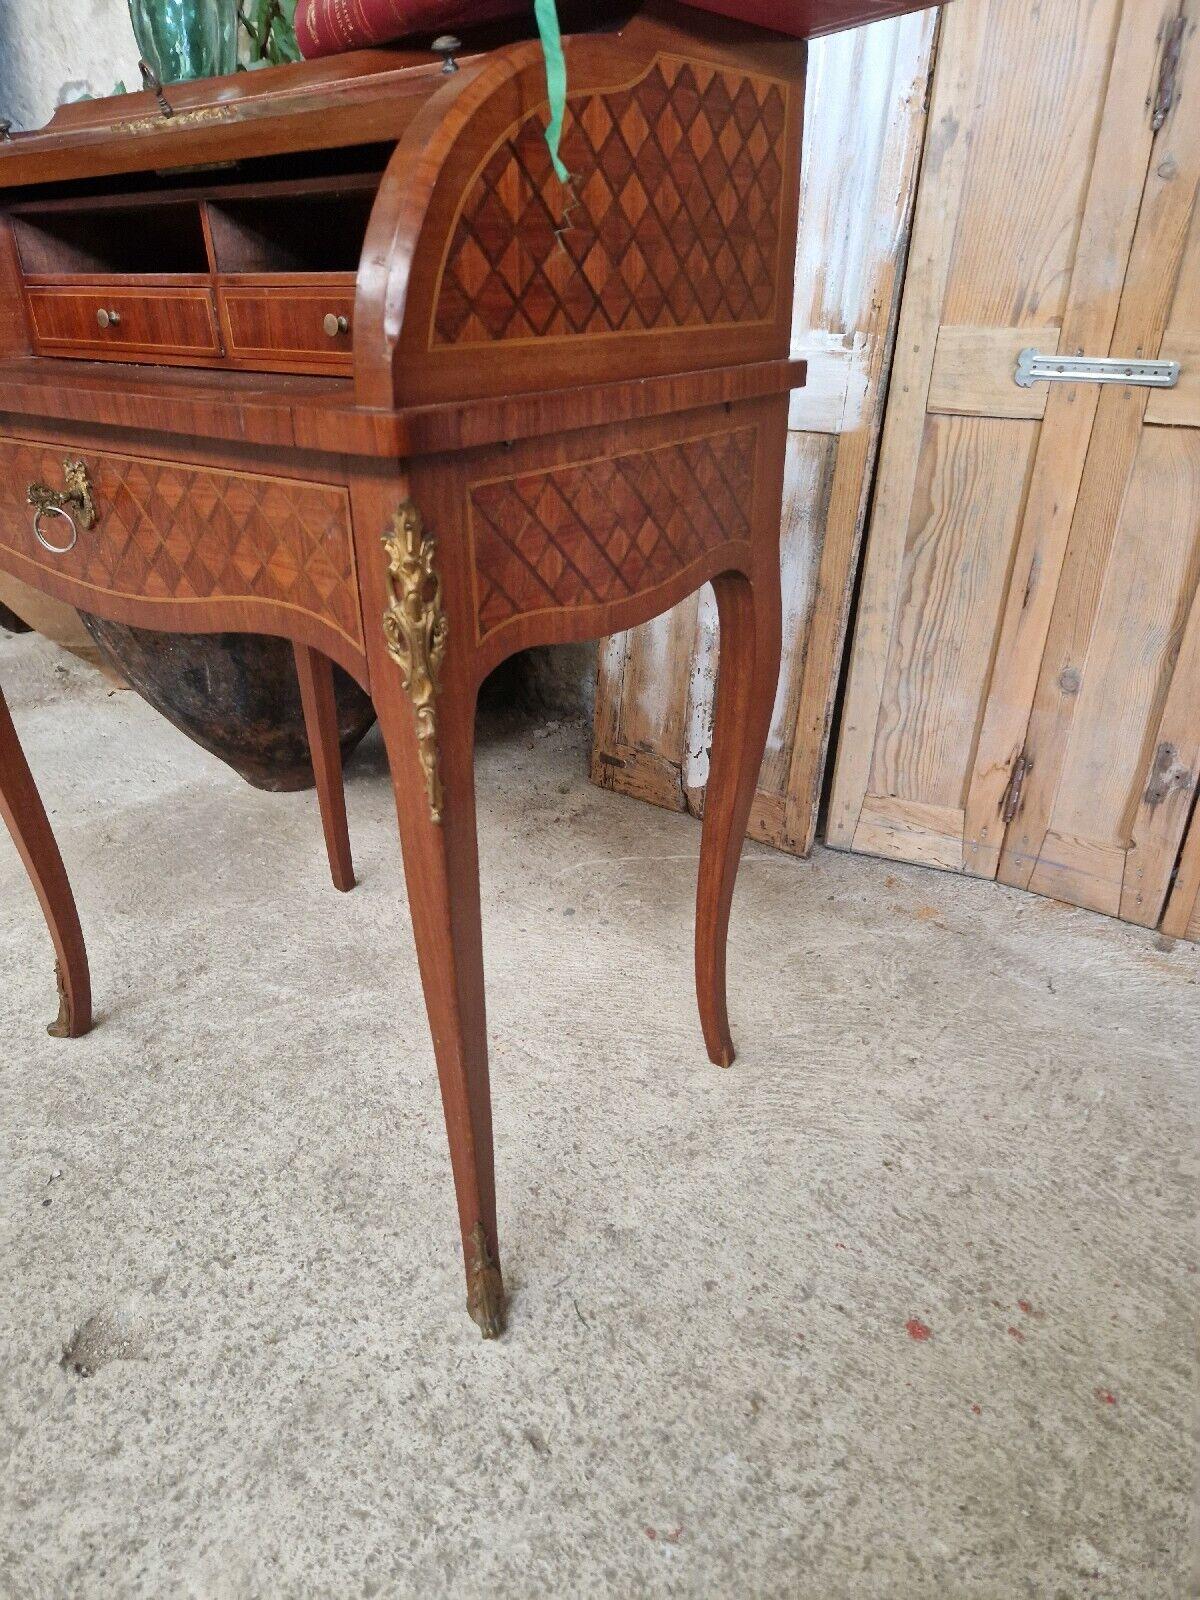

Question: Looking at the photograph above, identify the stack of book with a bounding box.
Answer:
[295,0,806,57]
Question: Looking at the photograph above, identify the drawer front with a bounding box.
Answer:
[0,437,363,652]
[220,284,355,373]
[26,285,221,362]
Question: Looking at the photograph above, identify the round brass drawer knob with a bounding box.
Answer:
[96,307,121,329]
[323,313,350,338]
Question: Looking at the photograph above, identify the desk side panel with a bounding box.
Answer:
[363,12,806,407]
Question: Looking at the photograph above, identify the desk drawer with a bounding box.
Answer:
[0,437,363,654]
[219,280,355,374]
[26,283,221,364]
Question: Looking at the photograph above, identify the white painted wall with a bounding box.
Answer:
[0,0,139,132]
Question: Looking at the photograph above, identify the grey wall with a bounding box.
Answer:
[0,0,139,131]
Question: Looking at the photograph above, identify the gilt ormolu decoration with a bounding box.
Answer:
[26,460,98,530]
[47,959,72,1040]
[381,501,449,823]
[466,1223,506,1338]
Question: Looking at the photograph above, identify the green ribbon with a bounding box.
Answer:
[534,0,570,184]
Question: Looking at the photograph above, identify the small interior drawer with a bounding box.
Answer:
[26,282,221,363]
[218,279,356,374]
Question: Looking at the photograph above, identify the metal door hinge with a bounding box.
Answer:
[1015,349,1180,389]
[1152,10,1187,131]
[1002,753,1031,825]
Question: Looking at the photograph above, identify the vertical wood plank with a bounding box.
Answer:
[998,19,1200,892]
[1127,182,1200,927]
[826,0,991,847]
[1017,429,1200,915]
[1122,541,1200,925]
[778,11,939,852]
[591,10,938,853]
[589,595,700,813]
[865,413,1037,812]
[680,434,837,825]
[1161,798,1200,940]
[752,432,837,806]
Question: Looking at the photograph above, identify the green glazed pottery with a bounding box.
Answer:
[127,0,239,83]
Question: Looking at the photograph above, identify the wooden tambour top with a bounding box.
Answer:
[0,0,932,455]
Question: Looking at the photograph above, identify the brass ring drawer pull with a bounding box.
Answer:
[96,307,121,329]
[323,312,350,338]
[33,504,78,555]
[27,460,98,556]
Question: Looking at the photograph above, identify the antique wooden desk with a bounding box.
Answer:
[0,0,927,1336]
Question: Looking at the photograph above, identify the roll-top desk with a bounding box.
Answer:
[0,0,931,1336]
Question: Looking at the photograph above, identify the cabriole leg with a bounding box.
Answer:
[0,679,92,1038]
[293,642,356,893]
[376,681,504,1337]
[362,492,505,1339]
[695,562,783,1068]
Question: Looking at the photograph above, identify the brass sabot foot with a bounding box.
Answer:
[47,961,72,1039]
[466,1223,507,1339]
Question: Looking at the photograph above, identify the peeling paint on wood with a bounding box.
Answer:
[593,9,939,855]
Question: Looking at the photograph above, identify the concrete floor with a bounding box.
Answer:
[1,630,1196,1600]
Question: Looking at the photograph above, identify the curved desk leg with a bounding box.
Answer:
[293,643,356,893]
[696,559,783,1068]
[0,680,92,1038]
[376,679,504,1339]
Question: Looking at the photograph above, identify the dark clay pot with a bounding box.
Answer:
[79,617,376,792]
[0,603,31,633]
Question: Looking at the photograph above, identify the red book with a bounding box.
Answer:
[295,0,810,58]
[295,0,527,58]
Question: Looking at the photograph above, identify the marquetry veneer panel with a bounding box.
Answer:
[435,59,788,347]
[469,425,756,639]
[0,438,362,647]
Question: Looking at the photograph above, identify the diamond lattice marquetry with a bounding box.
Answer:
[470,427,757,639]
[435,60,787,347]
[0,440,361,647]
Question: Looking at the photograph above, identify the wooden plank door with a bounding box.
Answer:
[1162,796,1200,941]
[828,0,1191,890]
[591,9,938,852]
[1001,81,1200,924]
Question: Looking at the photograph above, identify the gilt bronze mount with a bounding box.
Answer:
[466,1223,506,1338]
[381,501,449,823]
[27,460,98,529]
